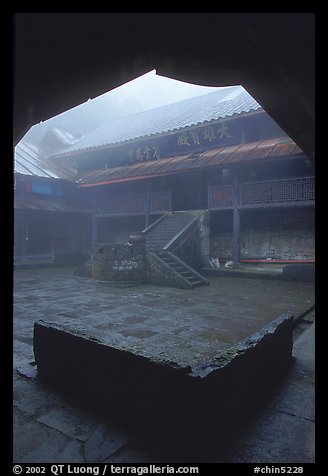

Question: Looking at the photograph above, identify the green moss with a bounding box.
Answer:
[211,348,244,366]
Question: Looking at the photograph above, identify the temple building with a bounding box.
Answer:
[14,86,315,285]
[14,136,91,266]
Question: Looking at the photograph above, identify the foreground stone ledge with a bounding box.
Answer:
[33,313,294,440]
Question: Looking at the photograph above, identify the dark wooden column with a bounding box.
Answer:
[198,169,203,209]
[91,188,98,244]
[232,208,241,262]
[232,175,241,263]
[21,211,28,263]
[49,218,55,260]
[17,181,28,263]
[144,182,151,228]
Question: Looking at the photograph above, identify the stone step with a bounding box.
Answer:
[146,240,169,245]
[154,251,208,288]
[191,280,206,288]
[146,232,178,237]
[150,232,183,238]
[158,257,199,280]
[146,236,177,241]
[145,213,207,289]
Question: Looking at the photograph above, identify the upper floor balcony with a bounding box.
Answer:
[208,176,315,210]
[95,190,172,217]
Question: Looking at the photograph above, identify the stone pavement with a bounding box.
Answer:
[13,267,315,463]
[215,313,315,463]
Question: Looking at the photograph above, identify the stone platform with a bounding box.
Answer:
[13,266,313,453]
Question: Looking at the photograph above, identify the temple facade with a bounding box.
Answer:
[14,86,315,282]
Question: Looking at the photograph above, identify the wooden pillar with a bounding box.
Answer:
[198,169,202,209]
[232,175,241,263]
[232,207,241,263]
[49,218,55,260]
[16,180,28,263]
[91,189,98,244]
[21,211,28,263]
[144,182,151,228]
[92,216,98,244]
[170,176,175,211]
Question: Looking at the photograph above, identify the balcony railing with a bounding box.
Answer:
[209,176,315,210]
[96,190,172,216]
[208,185,233,209]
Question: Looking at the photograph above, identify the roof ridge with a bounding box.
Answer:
[49,86,261,159]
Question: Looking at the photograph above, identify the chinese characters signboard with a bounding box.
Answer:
[109,119,240,167]
[177,121,232,148]
[128,145,161,163]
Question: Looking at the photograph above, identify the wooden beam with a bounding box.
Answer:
[232,175,241,263]
[91,189,98,244]
[144,183,151,228]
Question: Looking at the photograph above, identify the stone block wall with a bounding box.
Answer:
[92,243,146,283]
[33,313,294,450]
[210,208,315,261]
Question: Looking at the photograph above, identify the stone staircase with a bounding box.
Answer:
[157,251,209,289]
[143,212,209,289]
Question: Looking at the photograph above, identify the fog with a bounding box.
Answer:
[23,70,221,152]
[107,69,220,112]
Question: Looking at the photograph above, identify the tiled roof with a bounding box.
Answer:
[51,86,261,158]
[51,127,80,145]
[14,142,76,180]
[14,194,91,213]
[78,137,303,187]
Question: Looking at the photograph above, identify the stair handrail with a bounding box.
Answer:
[142,213,167,234]
[163,216,199,252]
[166,251,209,285]
[148,252,192,289]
